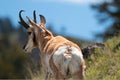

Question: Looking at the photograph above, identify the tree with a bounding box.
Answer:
[0,17,35,79]
[91,0,120,41]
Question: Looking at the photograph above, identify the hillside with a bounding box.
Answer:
[85,36,120,80]
[1,18,120,79]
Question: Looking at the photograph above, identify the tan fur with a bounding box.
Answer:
[38,33,86,79]
[43,36,81,54]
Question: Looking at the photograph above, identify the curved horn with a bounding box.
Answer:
[39,15,46,24]
[19,10,29,29]
[33,10,37,23]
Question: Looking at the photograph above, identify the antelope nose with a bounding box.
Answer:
[23,45,26,50]
[23,45,27,52]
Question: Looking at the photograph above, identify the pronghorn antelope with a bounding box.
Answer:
[19,10,86,80]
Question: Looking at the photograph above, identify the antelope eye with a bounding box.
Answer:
[27,32,31,35]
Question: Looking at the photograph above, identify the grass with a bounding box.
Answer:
[85,36,120,80]
[33,36,120,80]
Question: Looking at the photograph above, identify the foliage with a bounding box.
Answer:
[85,36,120,80]
[0,35,32,79]
[91,0,120,41]
[0,18,39,79]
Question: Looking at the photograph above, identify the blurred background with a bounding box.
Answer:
[0,0,120,79]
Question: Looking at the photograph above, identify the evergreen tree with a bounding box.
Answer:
[92,0,120,41]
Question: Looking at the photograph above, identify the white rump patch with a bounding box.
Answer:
[53,45,83,76]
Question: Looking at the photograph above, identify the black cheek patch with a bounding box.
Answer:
[33,33,36,43]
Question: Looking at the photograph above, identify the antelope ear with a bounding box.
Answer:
[39,15,46,27]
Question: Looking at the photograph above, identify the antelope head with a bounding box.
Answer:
[19,10,53,52]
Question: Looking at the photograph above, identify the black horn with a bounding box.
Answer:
[33,10,37,23]
[19,10,29,29]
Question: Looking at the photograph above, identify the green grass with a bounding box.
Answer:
[33,36,120,80]
[85,36,120,80]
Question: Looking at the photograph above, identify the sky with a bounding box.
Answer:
[0,0,106,41]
